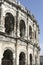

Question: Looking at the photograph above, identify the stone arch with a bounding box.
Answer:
[5,10,15,17]
[2,47,15,54]
[29,25,32,39]
[19,20,26,37]
[30,54,32,65]
[2,49,13,65]
[19,52,25,65]
[5,12,14,34]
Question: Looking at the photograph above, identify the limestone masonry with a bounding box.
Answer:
[0,0,40,65]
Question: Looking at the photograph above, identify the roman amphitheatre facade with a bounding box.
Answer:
[0,0,40,65]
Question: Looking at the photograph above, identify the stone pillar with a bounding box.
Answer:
[15,6,18,65]
[13,53,15,65]
[1,4,5,32]
[37,51,40,65]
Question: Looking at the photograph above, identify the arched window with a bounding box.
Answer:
[35,31,36,39]
[29,26,32,39]
[5,13,14,34]
[19,52,25,65]
[2,49,13,65]
[19,20,26,37]
[30,54,32,65]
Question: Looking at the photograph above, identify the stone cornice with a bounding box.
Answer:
[0,31,40,50]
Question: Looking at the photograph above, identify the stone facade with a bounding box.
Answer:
[0,0,40,65]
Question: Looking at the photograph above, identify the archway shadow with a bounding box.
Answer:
[2,49,13,65]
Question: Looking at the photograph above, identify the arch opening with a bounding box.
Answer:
[5,13,14,34]
[29,26,32,39]
[19,20,26,37]
[30,54,32,65]
[19,52,25,65]
[2,49,13,65]
[35,31,36,39]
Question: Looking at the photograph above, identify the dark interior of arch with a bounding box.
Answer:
[30,54,32,65]
[19,52,25,65]
[2,49,13,65]
[5,13,14,34]
[29,26,32,39]
[35,31,36,39]
[20,20,26,37]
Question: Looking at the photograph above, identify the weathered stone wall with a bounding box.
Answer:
[0,1,40,65]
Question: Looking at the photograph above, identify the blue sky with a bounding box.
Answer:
[17,0,43,55]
